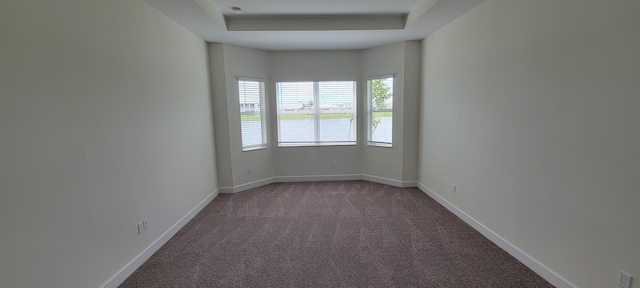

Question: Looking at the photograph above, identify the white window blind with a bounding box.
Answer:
[238,79,267,150]
[367,76,393,146]
[276,81,356,146]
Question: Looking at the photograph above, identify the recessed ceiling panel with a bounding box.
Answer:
[213,0,421,15]
[144,0,487,50]
[226,15,407,31]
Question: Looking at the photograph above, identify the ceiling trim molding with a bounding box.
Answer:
[405,0,440,27]
[193,0,226,28]
[225,14,407,31]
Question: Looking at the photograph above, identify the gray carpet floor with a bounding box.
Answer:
[121,181,554,287]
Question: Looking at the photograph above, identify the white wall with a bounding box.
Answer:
[223,45,274,186]
[269,51,363,177]
[208,46,421,185]
[209,44,274,188]
[208,43,234,188]
[361,43,406,181]
[211,46,420,188]
[361,42,421,184]
[419,1,640,287]
[0,1,217,287]
[402,41,421,182]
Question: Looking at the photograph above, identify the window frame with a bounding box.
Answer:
[275,80,357,147]
[237,77,268,151]
[367,75,394,148]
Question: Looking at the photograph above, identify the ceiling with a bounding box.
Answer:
[143,0,486,51]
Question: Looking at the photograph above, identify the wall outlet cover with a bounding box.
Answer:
[619,271,633,288]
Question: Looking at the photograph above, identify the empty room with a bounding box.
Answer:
[1,0,638,287]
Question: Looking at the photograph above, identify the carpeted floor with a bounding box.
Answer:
[121,181,554,287]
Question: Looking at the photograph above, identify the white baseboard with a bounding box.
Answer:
[100,189,220,288]
[219,177,276,194]
[219,174,417,194]
[362,174,417,188]
[402,181,418,187]
[274,174,362,183]
[220,174,417,194]
[416,183,577,288]
[218,187,234,194]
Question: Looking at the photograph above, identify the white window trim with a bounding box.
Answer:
[367,141,392,148]
[276,80,357,147]
[367,75,394,147]
[238,77,268,152]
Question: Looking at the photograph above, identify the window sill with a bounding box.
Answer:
[278,142,356,148]
[242,145,268,152]
[367,142,392,148]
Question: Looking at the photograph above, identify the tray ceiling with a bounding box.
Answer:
[143,0,486,50]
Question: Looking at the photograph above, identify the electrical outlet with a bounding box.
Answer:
[331,161,335,168]
[137,222,144,234]
[452,184,457,193]
[142,218,149,231]
[619,271,633,288]
[247,168,252,175]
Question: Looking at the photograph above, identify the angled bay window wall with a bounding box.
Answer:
[238,78,267,151]
[276,81,357,147]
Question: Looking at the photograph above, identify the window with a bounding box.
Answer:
[276,81,356,147]
[367,76,393,147]
[238,78,267,151]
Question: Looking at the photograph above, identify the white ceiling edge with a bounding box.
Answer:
[193,0,225,27]
[143,0,487,51]
[406,0,440,27]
